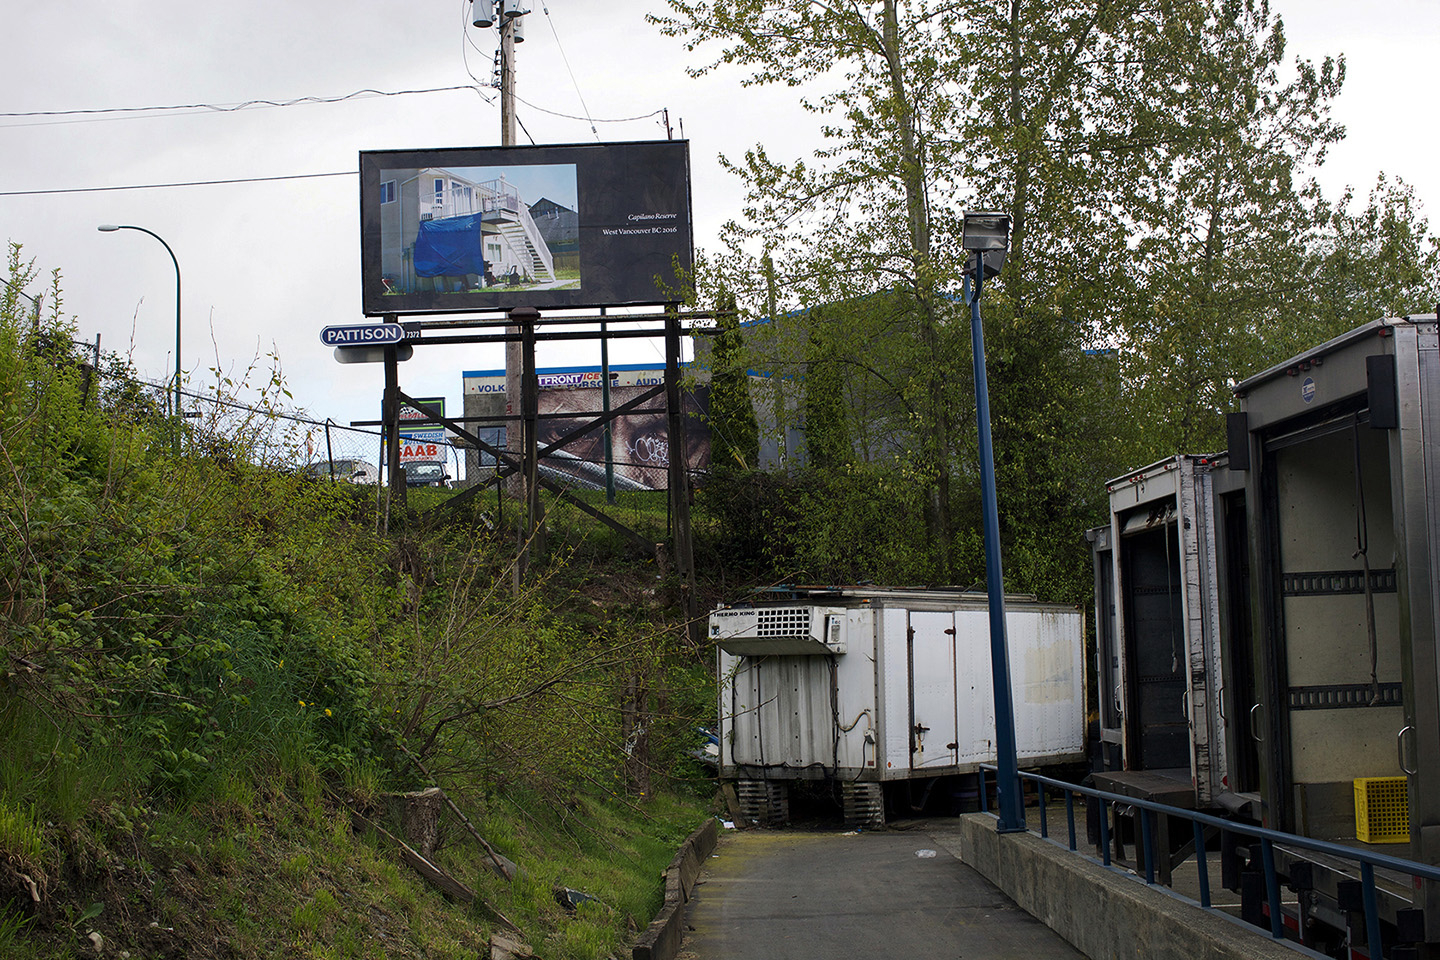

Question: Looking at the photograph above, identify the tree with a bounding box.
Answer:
[1116,0,1345,454]
[658,1,1418,603]
[1309,175,1440,338]
[704,293,760,473]
[801,310,851,471]
[652,0,968,576]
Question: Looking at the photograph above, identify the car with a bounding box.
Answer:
[299,459,379,484]
[401,461,450,487]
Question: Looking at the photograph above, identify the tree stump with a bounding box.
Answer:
[386,787,445,858]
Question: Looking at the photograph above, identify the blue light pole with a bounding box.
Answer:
[99,224,182,452]
[962,211,1024,834]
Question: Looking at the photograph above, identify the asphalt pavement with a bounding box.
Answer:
[677,822,1089,960]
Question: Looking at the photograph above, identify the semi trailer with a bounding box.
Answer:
[1091,315,1440,954]
[712,586,1086,826]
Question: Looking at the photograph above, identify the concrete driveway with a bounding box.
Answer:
[677,823,1089,960]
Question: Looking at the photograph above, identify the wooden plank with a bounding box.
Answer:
[397,840,476,904]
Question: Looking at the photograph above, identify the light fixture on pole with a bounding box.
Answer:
[962,211,1010,279]
[99,224,182,452]
[960,209,1024,834]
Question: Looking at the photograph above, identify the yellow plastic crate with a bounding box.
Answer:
[1355,777,1409,844]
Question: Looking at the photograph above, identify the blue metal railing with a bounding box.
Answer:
[977,765,1440,960]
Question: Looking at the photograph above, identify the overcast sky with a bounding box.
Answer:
[1,1,1435,467]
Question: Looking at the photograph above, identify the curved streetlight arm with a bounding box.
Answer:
[98,224,182,426]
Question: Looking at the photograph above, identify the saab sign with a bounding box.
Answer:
[400,440,443,463]
[320,323,406,346]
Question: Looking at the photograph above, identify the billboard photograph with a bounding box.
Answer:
[462,366,710,491]
[360,141,692,315]
[534,382,710,492]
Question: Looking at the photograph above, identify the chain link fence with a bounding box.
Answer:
[87,365,688,549]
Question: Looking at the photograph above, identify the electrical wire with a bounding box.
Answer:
[0,170,353,198]
[511,93,664,126]
[539,3,598,140]
[0,275,40,307]
[461,0,537,145]
[0,85,486,130]
[460,0,663,135]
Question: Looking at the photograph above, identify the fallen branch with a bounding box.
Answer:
[393,738,521,882]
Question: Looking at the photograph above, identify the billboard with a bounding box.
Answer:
[462,366,709,491]
[359,141,693,315]
[395,396,449,464]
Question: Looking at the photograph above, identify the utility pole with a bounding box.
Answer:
[500,4,523,501]
[487,1,543,580]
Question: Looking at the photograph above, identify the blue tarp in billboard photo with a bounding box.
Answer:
[413,214,486,278]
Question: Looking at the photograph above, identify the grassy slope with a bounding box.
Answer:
[2,756,708,959]
[0,517,715,960]
[0,269,717,959]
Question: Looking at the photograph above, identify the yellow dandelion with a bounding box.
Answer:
[325,708,332,717]
[298,700,306,707]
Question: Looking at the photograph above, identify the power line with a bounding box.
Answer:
[1,275,40,307]
[0,85,485,130]
[511,94,664,126]
[0,170,354,198]
[540,4,599,141]
[459,1,663,132]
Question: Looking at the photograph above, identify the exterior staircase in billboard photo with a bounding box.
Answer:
[494,206,555,282]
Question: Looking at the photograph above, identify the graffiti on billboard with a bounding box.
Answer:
[536,383,709,492]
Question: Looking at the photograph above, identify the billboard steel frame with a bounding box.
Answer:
[362,306,717,635]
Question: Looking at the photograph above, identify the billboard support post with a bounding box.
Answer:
[382,315,405,533]
[664,305,699,642]
[513,307,543,587]
[601,308,616,504]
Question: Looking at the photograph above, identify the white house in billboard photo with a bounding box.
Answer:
[378,168,569,294]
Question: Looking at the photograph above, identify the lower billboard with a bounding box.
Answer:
[463,367,709,491]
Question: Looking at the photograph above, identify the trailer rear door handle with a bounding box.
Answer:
[1399,725,1418,776]
[1249,703,1265,743]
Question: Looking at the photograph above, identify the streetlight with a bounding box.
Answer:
[98,224,181,449]
[961,210,1024,834]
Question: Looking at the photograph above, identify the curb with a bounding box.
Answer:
[950,813,1298,960]
[631,818,720,960]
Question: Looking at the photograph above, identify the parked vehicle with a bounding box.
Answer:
[402,461,450,487]
[713,586,1086,827]
[299,458,378,484]
[1090,315,1440,953]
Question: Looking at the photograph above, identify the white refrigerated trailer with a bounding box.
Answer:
[712,587,1086,826]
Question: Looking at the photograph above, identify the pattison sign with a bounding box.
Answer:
[320,323,406,346]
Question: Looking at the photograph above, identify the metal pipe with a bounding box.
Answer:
[1361,862,1382,959]
[1193,820,1211,909]
[1260,838,1283,939]
[1099,800,1111,867]
[1141,809,1156,884]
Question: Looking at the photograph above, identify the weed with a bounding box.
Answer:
[0,800,46,871]
[280,853,312,881]
[0,908,39,960]
[292,888,339,934]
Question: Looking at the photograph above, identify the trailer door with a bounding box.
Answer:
[908,612,959,770]
[1257,414,1404,838]
[1119,517,1191,773]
